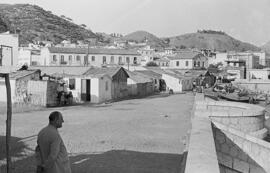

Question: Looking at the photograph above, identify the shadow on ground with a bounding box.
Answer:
[0,148,187,173]
[70,150,187,173]
[0,135,36,173]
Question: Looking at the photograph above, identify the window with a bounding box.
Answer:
[105,81,108,91]
[53,55,57,61]
[92,56,95,61]
[197,61,200,67]
[119,56,122,64]
[110,56,114,63]
[185,61,189,67]
[60,55,65,64]
[126,57,130,64]
[202,62,205,67]
[103,56,106,64]
[76,55,81,61]
[69,55,72,61]
[69,79,75,90]
[176,61,179,66]
[133,57,137,64]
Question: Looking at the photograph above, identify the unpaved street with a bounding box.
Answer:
[0,93,194,173]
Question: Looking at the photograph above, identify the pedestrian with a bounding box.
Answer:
[35,111,71,173]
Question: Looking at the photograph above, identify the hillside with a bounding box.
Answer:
[165,30,260,52]
[261,41,270,54]
[122,30,167,48]
[0,4,96,44]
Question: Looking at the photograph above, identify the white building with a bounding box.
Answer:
[18,47,42,66]
[166,51,208,69]
[137,45,155,66]
[0,32,19,67]
[208,52,228,66]
[40,47,141,67]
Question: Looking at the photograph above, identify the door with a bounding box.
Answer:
[81,79,91,101]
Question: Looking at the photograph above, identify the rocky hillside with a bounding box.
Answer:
[165,30,260,52]
[0,4,96,44]
[122,30,167,48]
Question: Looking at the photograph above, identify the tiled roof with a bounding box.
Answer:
[83,66,127,78]
[8,70,40,79]
[48,47,140,56]
[30,66,91,76]
[126,71,152,83]
[135,70,162,79]
[166,51,202,60]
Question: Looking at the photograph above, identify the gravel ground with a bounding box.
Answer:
[0,93,194,173]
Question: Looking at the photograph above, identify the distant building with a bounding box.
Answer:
[0,32,19,67]
[165,51,208,69]
[247,68,270,80]
[208,52,228,66]
[137,45,155,66]
[18,47,42,66]
[226,52,260,69]
[40,47,141,67]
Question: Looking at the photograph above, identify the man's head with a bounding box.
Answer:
[49,111,64,128]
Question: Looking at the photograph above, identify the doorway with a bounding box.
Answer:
[81,79,91,101]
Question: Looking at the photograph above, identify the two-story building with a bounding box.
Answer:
[166,51,208,69]
[40,47,141,67]
[137,45,155,66]
[0,32,19,67]
[18,47,42,66]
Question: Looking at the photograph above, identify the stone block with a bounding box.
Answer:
[249,164,266,173]
[216,131,226,144]
[218,152,233,168]
[237,149,248,162]
[242,140,252,153]
[229,145,238,157]
[221,143,230,154]
[233,158,249,173]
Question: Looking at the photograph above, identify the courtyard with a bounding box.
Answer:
[0,93,194,173]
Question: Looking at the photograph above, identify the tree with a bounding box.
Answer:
[146,61,158,67]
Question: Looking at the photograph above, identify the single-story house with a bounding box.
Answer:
[162,73,193,93]
[126,71,155,97]
[0,69,41,103]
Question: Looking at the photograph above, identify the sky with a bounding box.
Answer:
[1,0,270,46]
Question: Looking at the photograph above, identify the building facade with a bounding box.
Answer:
[40,47,141,67]
[0,33,19,67]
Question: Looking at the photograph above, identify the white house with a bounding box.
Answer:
[0,32,19,67]
[162,73,193,93]
[18,47,42,66]
[166,51,208,69]
[40,47,141,67]
[137,45,155,66]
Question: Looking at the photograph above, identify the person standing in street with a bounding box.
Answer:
[36,111,71,173]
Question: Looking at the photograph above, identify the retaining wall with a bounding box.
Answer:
[186,94,270,173]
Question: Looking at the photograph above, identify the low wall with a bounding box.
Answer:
[185,94,269,173]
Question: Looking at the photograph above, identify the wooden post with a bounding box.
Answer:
[5,74,12,173]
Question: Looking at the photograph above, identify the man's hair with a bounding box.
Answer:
[49,111,62,122]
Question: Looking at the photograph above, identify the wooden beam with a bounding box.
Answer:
[5,74,12,173]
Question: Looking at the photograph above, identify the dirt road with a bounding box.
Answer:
[0,93,194,173]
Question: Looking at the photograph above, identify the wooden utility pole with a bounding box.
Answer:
[0,73,12,173]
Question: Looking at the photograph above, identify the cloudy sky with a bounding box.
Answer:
[1,0,270,46]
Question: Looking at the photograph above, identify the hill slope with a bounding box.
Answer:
[0,4,96,44]
[165,30,260,52]
[261,41,270,54]
[122,30,167,48]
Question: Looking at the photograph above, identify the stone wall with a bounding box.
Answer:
[213,123,266,173]
[185,94,269,173]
